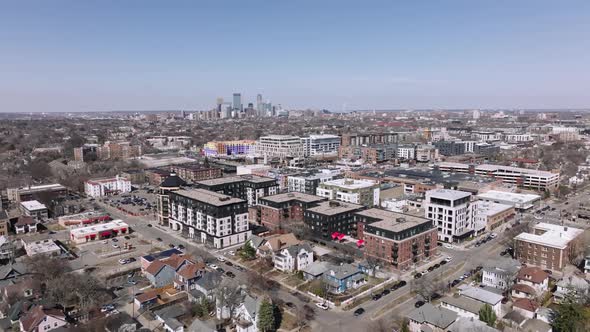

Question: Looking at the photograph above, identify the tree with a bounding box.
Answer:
[367,319,390,332]
[240,242,256,260]
[479,304,497,327]
[257,298,276,332]
[552,294,590,332]
[400,320,410,332]
[215,279,243,320]
[295,304,316,331]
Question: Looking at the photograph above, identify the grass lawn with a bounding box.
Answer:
[266,270,283,279]
[279,311,298,330]
[284,274,305,288]
[46,223,65,231]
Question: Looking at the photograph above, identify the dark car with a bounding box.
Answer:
[372,294,382,301]
[501,297,509,304]
[168,244,175,248]
[127,257,136,262]
[124,236,131,240]
[451,279,460,287]
[156,237,162,242]
[414,273,422,279]
[381,289,390,296]
[285,302,296,309]
[216,267,225,273]
[398,280,407,287]
[225,261,233,267]
[414,301,425,308]
[430,293,442,301]
[440,260,447,265]
[543,269,553,275]
[177,244,185,250]
[428,266,435,272]
[354,308,365,316]
[235,265,244,272]
[225,271,235,278]
[433,263,440,269]
[147,224,152,227]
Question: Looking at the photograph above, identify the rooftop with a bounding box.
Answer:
[197,175,276,186]
[458,285,503,305]
[357,208,431,233]
[515,222,583,249]
[20,200,47,211]
[321,178,378,190]
[24,239,61,256]
[406,303,457,329]
[476,201,514,216]
[441,295,484,314]
[426,188,471,200]
[13,184,66,193]
[69,220,128,237]
[477,190,541,204]
[261,192,326,204]
[174,188,245,206]
[306,200,365,216]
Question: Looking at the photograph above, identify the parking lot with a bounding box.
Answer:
[101,189,157,217]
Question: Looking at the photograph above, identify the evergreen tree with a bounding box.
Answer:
[240,242,256,260]
[257,299,276,332]
[552,294,590,332]
[478,304,497,327]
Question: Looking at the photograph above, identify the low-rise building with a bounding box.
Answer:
[84,175,132,197]
[440,295,484,319]
[407,303,457,332]
[15,216,39,234]
[69,220,129,244]
[458,285,503,317]
[57,211,111,227]
[19,305,67,332]
[304,200,365,239]
[474,201,515,232]
[0,236,16,260]
[513,266,549,298]
[477,190,541,211]
[168,164,223,183]
[7,184,68,203]
[273,243,314,272]
[22,238,61,257]
[356,208,438,271]
[316,178,380,207]
[19,201,48,221]
[256,192,326,231]
[553,274,590,303]
[0,211,9,236]
[481,258,521,290]
[514,223,584,271]
[322,263,366,294]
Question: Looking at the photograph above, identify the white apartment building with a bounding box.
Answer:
[168,189,251,249]
[256,135,304,159]
[463,141,476,153]
[473,131,502,142]
[437,162,559,191]
[19,200,48,221]
[397,146,416,160]
[316,178,380,207]
[273,244,314,272]
[415,145,439,162]
[301,134,340,157]
[504,134,534,143]
[84,175,132,197]
[425,189,477,243]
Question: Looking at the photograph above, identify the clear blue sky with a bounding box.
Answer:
[1,1,589,112]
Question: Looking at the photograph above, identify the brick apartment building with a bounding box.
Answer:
[514,223,584,271]
[252,192,327,231]
[357,208,438,270]
[304,200,365,239]
[167,164,222,183]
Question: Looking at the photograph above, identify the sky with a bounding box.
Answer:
[1,1,589,112]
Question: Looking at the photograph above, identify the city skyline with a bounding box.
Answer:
[1,1,590,112]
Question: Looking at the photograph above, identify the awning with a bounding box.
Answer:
[337,234,345,241]
[331,232,339,240]
[83,219,93,224]
[85,235,89,239]
[89,234,96,239]
[356,239,365,247]
[100,231,112,237]
[120,228,127,233]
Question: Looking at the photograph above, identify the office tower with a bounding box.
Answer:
[233,93,242,112]
[256,94,263,116]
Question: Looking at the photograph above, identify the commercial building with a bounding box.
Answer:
[287,171,339,195]
[356,209,438,270]
[69,220,129,244]
[19,200,48,221]
[22,238,61,257]
[236,164,271,176]
[7,184,68,203]
[415,145,439,162]
[300,134,340,157]
[168,189,251,248]
[58,211,111,227]
[316,178,380,207]
[474,201,515,232]
[477,190,541,211]
[424,189,476,242]
[255,192,327,231]
[341,132,400,147]
[397,145,416,160]
[167,164,222,183]
[202,140,257,157]
[157,174,186,226]
[196,175,279,206]
[437,162,560,191]
[304,200,365,239]
[255,135,304,159]
[84,175,132,198]
[514,223,584,271]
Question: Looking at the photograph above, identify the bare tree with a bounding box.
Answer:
[367,318,390,332]
[215,279,244,320]
[295,304,316,331]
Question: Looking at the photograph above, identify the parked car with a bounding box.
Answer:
[445,256,452,262]
[285,302,296,309]
[156,237,162,242]
[372,293,382,301]
[118,258,129,265]
[414,301,425,308]
[440,260,447,265]
[381,289,390,296]
[208,264,219,270]
[354,308,365,316]
[228,250,236,256]
[112,243,119,248]
[225,261,233,267]
[414,273,423,279]
[217,256,226,262]
[127,257,136,262]
[124,236,131,240]
[315,303,329,310]
[225,271,235,278]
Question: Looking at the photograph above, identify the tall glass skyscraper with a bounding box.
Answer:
[232,93,242,112]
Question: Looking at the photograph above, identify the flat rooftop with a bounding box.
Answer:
[197,175,275,186]
[16,184,66,192]
[306,201,364,216]
[515,222,584,249]
[321,178,377,190]
[261,192,326,204]
[174,189,245,206]
[25,239,61,255]
[357,208,431,232]
[59,210,109,221]
[476,201,513,216]
[426,189,471,200]
[20,200,47,211]
[477,190,540,203]
[70,220,128,236]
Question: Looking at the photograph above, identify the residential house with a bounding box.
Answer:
[154,304,189,332]
[144,254,199,288]
[140,248,183,271]
[481,258,521,290]
[256,233,300,257]
[440,295,485,319]
[512,266,549,299]
[447,316,499,332]
[458,285,503,317]
[14,217,38,235]
[233,294,262,332]
[173,260,207,291]
[301,261,332,281]
[0,262,27,283]
[19,305,67,332]
[273,243,314,273]
[0,236,16,261]
[554,274,590,303]
[189,271,222,302]
[134,289,159,308]
[0,211,9,236]
[512,298,539,319]
[406,303,457,332]
[322,263,367,294]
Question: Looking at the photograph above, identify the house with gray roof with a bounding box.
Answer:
[407,303,457,332]
[189,271,222,302]
[482,257,520,290]
[458,285,503,317]
[440,295,485,319]
[322,263,366,294]
[232,294,262,332]
[554,274,590,303]
[273,243,314,273]
[447,316,498,332]
[301,261,332,280]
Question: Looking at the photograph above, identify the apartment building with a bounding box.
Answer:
[287,171,338,195]
[304,200,365,239]
[7,184,68,203]
[196,175,279,206]
[356,209,438,270]
[437,162,560,191]
[84,175,132,198]
[202,140,257,157]
[514,223,584,271]
[340,132,399,147]
[434,141,466,156]
[474,201,515,232]
[19,200,48,221]
[157,174,186,226]
[415,145,439,162]
[301,134,340,157]
[338,144,398,163]
[168,189,251,248]
[73,144,99,162]
[256,192,327,231]
[316,178,380,207]
[424,189,477,243]
[397,145,416,160]
[255,135,304,159]
[167,164,222,183]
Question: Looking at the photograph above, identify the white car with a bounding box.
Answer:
[315,302,329,310]
[112,243,119,248]
[443,243,453,249]
[490,233,497,238]
[228,251,236,256]
[209,264,219,270]
[217,256,226,262]
[445,256,452,262]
